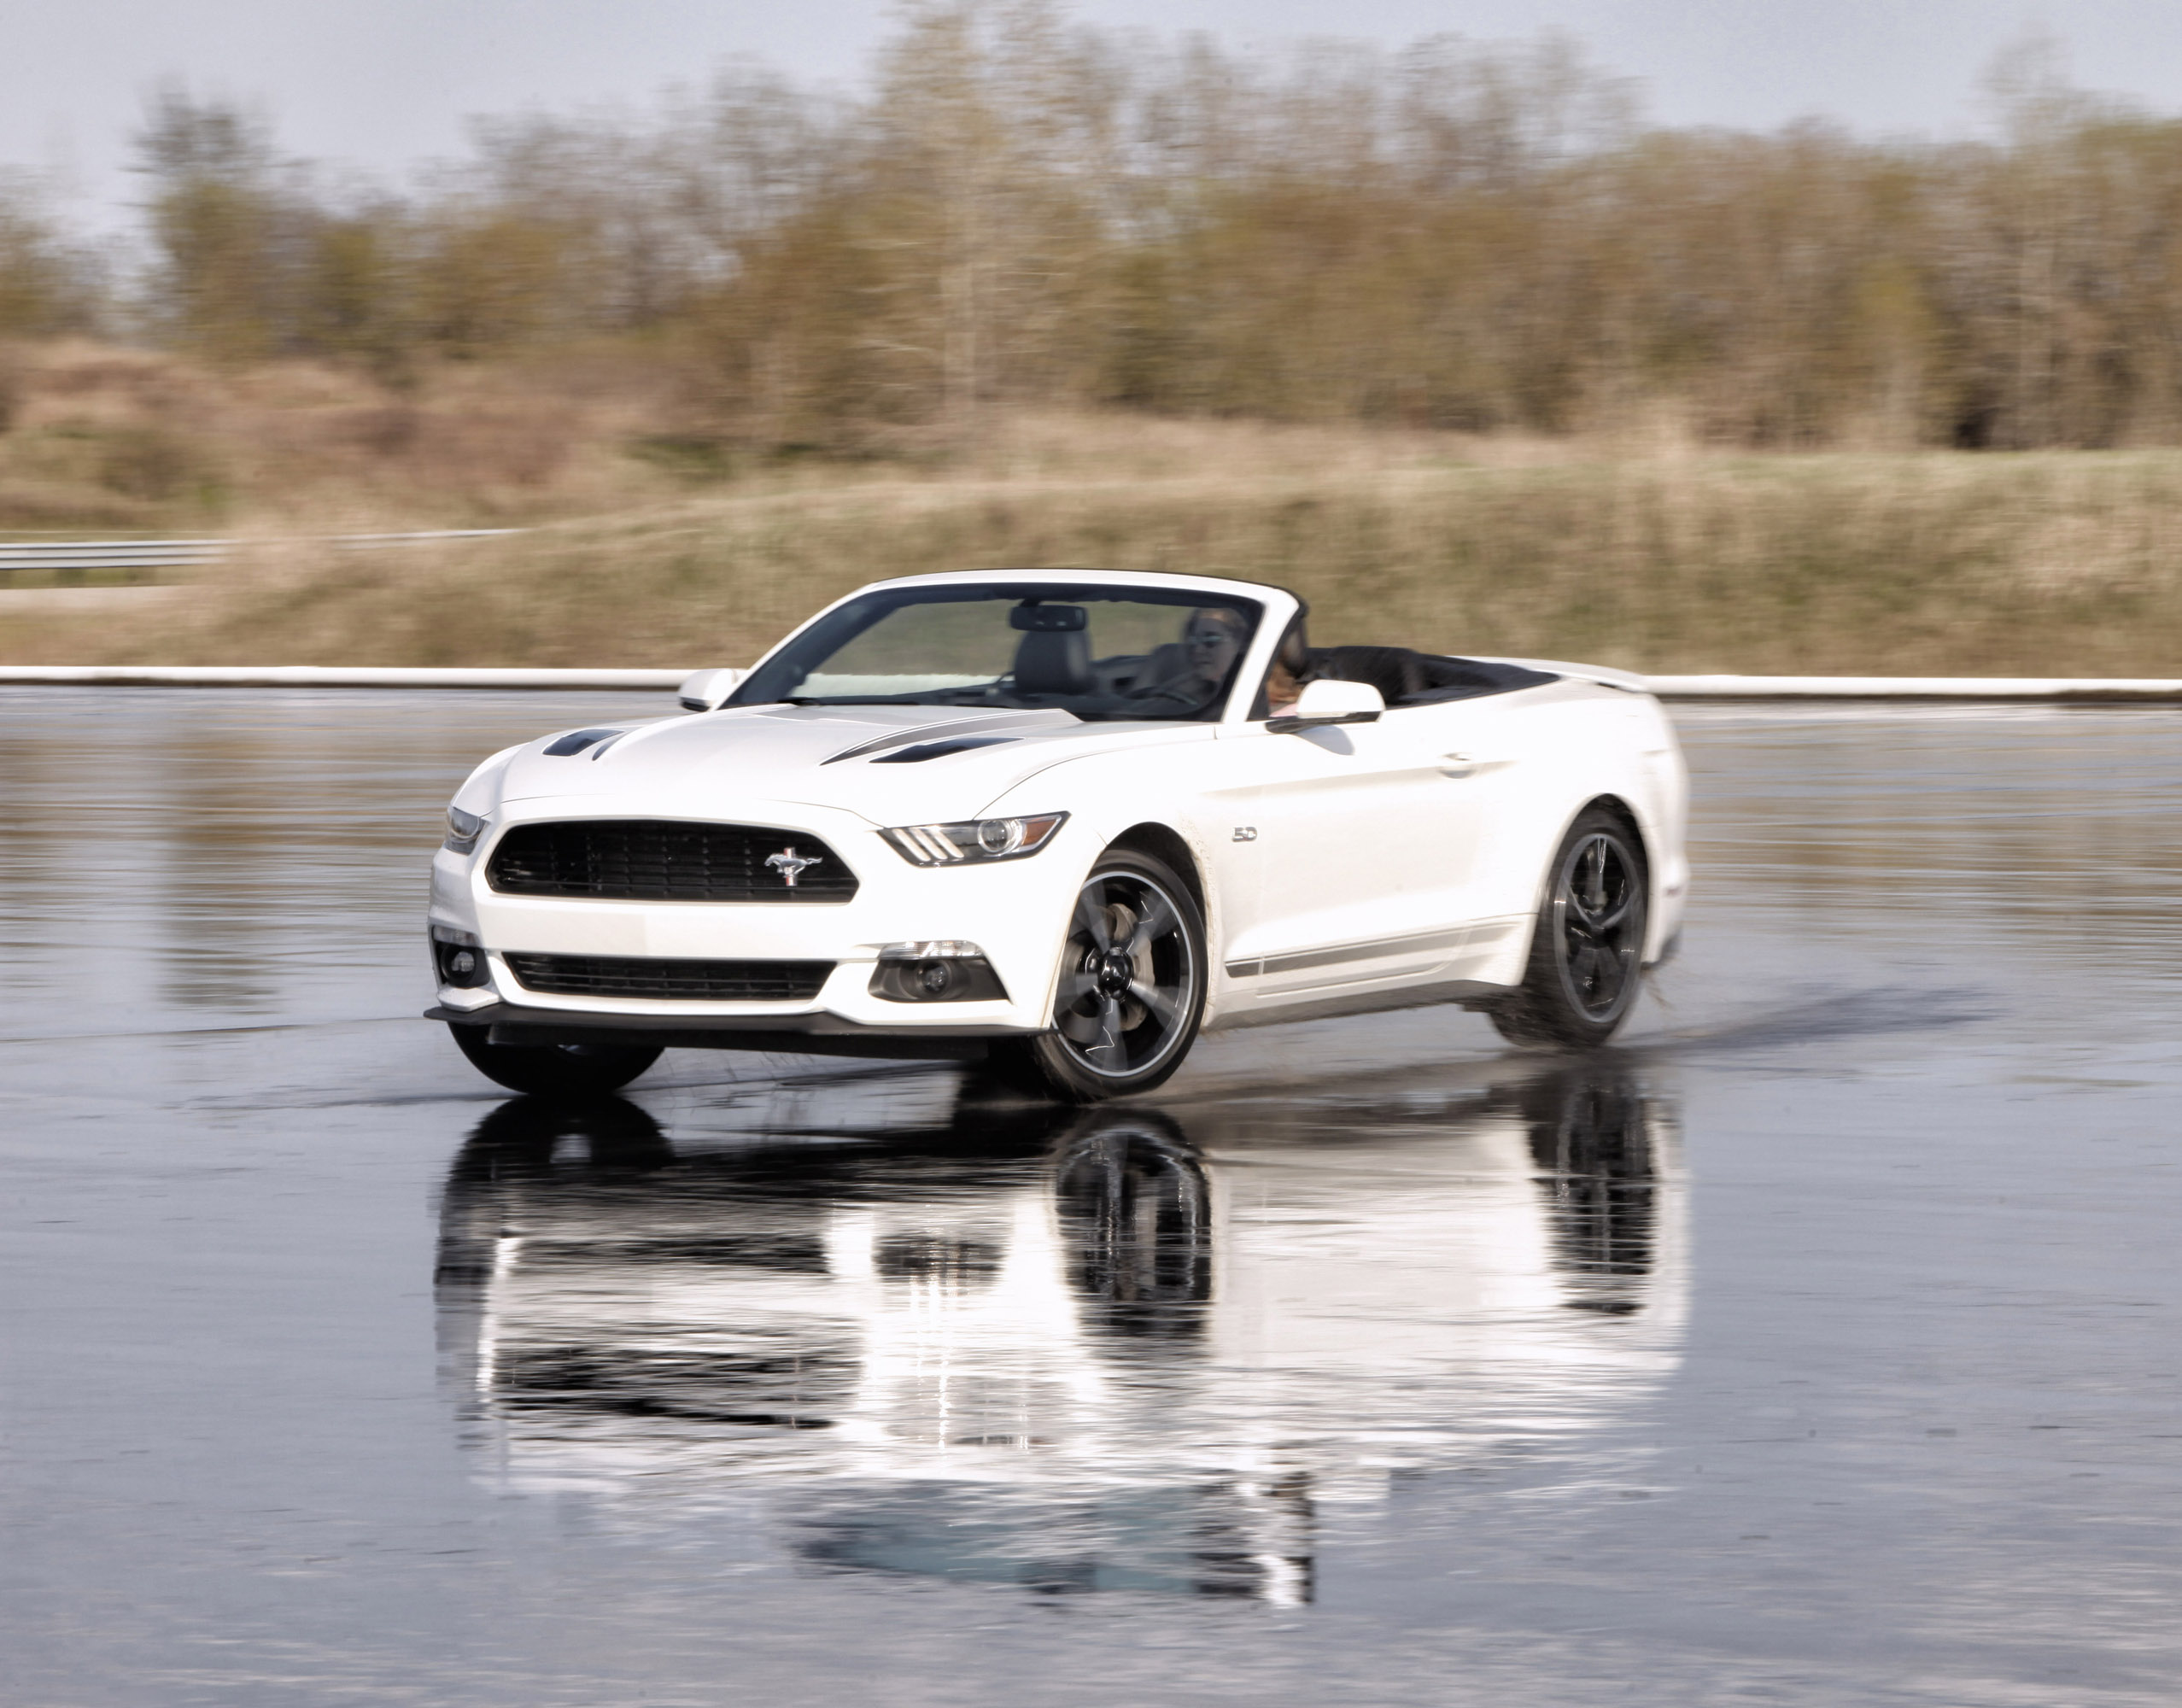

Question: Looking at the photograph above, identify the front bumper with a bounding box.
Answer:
[426,797,1079,1038]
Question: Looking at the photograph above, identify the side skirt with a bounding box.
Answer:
[1203,977,1514,1032]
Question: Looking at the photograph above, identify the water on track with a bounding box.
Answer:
[3,690,2180,1706]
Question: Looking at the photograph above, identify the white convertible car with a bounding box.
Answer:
[426,569,1688,1098]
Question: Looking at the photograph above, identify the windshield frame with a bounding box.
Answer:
[726,579,1270,723]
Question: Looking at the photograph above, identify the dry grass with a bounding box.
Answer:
[3,350,2180,674]
[0,340,705,535]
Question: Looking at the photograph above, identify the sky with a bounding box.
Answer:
[9,0,2182,224]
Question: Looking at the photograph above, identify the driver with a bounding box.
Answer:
[1126,606,1250,714]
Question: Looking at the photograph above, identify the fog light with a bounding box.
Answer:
[430,925,490,989]
[870,941,1009,1003]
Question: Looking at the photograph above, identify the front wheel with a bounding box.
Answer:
[997,851,1208,1103]
[1489,808,1650,1050]
[448,1022,663,1097]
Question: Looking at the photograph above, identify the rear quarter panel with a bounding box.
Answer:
[1461,682,1688,979]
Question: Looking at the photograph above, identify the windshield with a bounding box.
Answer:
[729,582,1265,721]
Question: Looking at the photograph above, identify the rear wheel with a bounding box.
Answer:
[448,1022,663,1096]
[1489,808,1649,1050]
[997,851,1207,1103]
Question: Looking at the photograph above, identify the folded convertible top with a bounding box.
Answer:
[1307,646,1560,706]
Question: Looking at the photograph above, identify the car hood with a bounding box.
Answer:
[486,703,1211,824]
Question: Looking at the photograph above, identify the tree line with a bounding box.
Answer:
[4,5,2181,451]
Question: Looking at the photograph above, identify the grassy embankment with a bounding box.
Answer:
[3,347,2179,676]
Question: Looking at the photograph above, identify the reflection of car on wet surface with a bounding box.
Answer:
[426,570,1688,1098]
[434,1062,1683,1600]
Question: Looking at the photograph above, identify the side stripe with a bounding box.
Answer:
[1226,926,1468,980]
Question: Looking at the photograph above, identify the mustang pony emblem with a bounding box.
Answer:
[764,847,823,888]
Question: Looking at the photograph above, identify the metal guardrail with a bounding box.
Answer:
[0,539,225,573]
[0,529,523,576]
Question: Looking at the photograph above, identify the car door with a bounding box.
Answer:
[1214,696,1509,1000]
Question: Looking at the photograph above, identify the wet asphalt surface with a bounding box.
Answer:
[3,689,2181,1707]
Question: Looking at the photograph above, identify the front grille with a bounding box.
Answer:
[488,819,857,903]
[504,952,834,1002]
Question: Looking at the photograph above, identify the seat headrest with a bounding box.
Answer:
[1014,628,1094,696]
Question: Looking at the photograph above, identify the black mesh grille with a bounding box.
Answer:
[503,952,834,1002]
[488,820,857,903]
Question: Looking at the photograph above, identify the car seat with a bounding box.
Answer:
[1013,627,1095,696]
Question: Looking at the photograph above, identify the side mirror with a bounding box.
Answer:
[1267,677,1385,734]
[677,667,746,711]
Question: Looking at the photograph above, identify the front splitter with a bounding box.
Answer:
[424,1002,1038,1062]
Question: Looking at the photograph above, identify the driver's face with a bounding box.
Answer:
[1184,615,1242,679]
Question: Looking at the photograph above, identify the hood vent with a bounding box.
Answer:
[542,728,624,757]
[822,707,1077,764]
[872,736,1016,764]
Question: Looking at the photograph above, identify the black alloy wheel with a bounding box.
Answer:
[1003,851,1208,1102]
[1489,808,1650,1050]
[448,1021,664,1097]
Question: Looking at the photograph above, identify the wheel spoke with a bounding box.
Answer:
[1562,903,1632,942]
[1567,843,1596,921]
[1056,968,1100,1004]
[1073,882,1114,951]
[1122,890,1178,956]
[1586,893,1633,933]
[1566,838,1636,934]
[1087,995,1127,1062]
[1126,977,1182,1030]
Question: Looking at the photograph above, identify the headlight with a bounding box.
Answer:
[880,812,1068,866]
[444,805,488,854]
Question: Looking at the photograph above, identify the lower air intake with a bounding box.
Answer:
[503,952,834,1002]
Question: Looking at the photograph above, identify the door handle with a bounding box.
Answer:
[1437,753,1509,779]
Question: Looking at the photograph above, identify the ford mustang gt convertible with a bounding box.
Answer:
[425,570,1688,1100]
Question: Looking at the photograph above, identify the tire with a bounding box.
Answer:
[448,1022,663,1097]
[996,849,1208,1103]
[1489,807,1650,1050]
